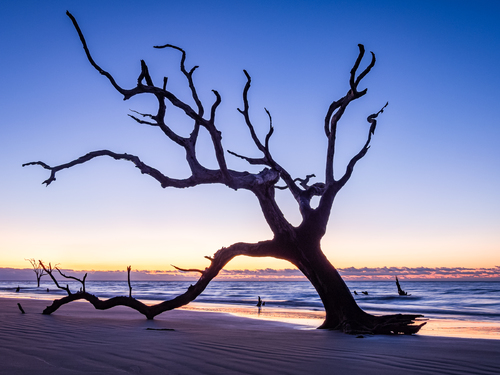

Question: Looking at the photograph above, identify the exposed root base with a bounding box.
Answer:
[319,314,426,335]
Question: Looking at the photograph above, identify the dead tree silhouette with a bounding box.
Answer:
[23,11,425,334]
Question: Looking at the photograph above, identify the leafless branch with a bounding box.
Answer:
[209,90,222,124]
[23,150,204,188]
[337,102,389,188]
[264,108,274,153]
[128,109,157,126]
[227,150,267,165]
[236,70,269,158]
[171,265,205,274]
[349,44,376,96]
[56,267,87,293]
[66,11,131,98]
[127,266,133,298]
[138,60,154,86]
[324,44,378,187]
[39,261,71,295]
[154,44,204,116]
[42,240,284,319]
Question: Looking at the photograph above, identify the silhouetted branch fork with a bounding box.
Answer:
[128,109,157,126]
[39,261,71,295]
[323,44,381,189]
[349,44,376,96]
[336,102,389,188]
[234,75,280,181]
[227,150,267,166]
[128,115,157,126]
[153,44,204,115]
[138,60,154,86]
[295,174,316,189]
[56,267,87,293]
[276,174,320,191]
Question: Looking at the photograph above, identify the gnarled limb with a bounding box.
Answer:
[42,240,285,319]
[56,267,87,293]
[324,44,378,187]
[23,150,217,188]
[40,262,71,295]
[337,102,388,189]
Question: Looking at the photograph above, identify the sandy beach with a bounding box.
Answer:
[1,297,499,374]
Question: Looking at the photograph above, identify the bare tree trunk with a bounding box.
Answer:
[279,232,424,334]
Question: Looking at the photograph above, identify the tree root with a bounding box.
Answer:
[331,314,426,335]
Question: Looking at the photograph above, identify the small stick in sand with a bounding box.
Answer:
[17,303,25,314]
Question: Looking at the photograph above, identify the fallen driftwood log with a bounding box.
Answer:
[17,303,25,314]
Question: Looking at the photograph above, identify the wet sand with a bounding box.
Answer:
[2,297,499,374]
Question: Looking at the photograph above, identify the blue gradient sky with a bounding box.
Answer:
[1,0,499,272]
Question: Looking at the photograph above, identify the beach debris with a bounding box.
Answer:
[396,276,410,296]
[146,328,175,331]
[17,303,25,314]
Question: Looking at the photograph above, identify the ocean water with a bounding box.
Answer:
[1,279,499,323]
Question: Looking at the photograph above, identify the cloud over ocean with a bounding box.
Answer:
[1,266,499,281]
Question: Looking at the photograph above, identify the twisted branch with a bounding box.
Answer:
[337,102,389,188]
[66,11,131,98]
[23,150,215,188]
[323,45,380,187]
[42,240,283,319]
[39,262,71,295]
[56,267,87,293]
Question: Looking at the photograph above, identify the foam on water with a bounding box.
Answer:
[2,279,499,336]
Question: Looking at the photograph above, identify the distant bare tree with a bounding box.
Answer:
[25,258,46,287]
[24,11,425,334]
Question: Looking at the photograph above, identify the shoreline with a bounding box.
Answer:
[8,295,500,340]
[181,302,500,340]
[2,297,500,374]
